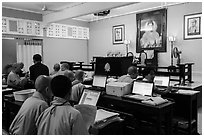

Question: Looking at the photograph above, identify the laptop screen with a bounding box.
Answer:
[132,81,153,96]
[78,89,101,106]
[92,75,107,88]
[154,76,170,87]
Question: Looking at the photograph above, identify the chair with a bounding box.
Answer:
[139,51,147,66]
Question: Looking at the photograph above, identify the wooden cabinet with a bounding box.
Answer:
[162,92,198,134]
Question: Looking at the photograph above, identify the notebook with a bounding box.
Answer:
[78,88,101,106]
[123,81,153,101]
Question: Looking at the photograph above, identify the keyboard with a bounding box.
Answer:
[123,94,151,101]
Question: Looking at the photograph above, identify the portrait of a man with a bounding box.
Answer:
[188,18,200,35]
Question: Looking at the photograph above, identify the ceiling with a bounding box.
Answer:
[2,2,76,14]
[2,2,185,23]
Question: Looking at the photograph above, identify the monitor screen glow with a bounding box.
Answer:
[154,76,169,87]
[132,81,153,96]
[92,75,107,88]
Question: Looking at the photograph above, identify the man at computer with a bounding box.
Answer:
[117,66,138,83]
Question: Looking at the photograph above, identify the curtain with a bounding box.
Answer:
[16,40,42,72]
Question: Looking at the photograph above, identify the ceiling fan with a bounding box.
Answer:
[41,5,60,12]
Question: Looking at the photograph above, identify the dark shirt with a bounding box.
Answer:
[29,62,49,82]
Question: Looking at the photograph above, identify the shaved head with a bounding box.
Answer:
[35,75,51,93]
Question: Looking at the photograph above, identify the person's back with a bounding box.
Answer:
[29,54,49,83]
[9,93,48,134]
[70,83,85,103]
[118,66,138,83]
[72,70,85,86]
[36,75,88,135]
[9,75,52,135]
[7,63,28,89]
[37,98,86,134]
[50,63,60,76]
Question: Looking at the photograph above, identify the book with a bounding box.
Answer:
[94,109,119,124]
[75,105,119,130]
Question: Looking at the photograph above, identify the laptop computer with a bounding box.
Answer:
[123,81,154,101]
[154,76,170,91]
[78,88,101,106]
[87,75,107,91]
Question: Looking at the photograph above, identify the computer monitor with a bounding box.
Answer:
[154,76,170,87]
[132,81,153,96]
[95,56,133,77]
[92,75,107,88]
[78,89,101,106]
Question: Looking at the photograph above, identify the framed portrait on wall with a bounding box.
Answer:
[136,9,167,53]
[112,24,125,44]
[184,13,202,40]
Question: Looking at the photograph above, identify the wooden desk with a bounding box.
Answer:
[97,94,175,134]
[3,96,124,135]
[170,81,202,108]
[162,91,199,134]
[3,96,22,131]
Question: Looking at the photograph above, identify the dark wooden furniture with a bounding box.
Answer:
[97,94,174,134]
[73,62,95,71]
[162,91,199,134]
[3,95,22,131]
[136,63,194,85]
[3,95,124,135]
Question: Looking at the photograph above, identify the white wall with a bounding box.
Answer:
[89,2,202,76]
[43,19,89,70]
[89,14,137,60]
[43,38,88,70]
[165,2,202,76]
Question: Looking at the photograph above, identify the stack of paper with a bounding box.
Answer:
[141,97,168,106]
[74,104,97,130]
[94,109,119,123]
[177,89,200,95]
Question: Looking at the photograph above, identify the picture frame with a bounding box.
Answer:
[136,9,167,53]
[112,24,125,44]
[184,13,202,40]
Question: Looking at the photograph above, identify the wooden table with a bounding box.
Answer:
[97,94,175,134]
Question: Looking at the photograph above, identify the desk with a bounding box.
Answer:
[162,91,199,134]
[97,94,174,134]
[3,96,22,131]
[3,96,124,135]
[170,81,202,108]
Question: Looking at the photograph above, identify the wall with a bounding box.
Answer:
[2,7,89,71]
[43,38,88,70]
[89,14,136,59]
[2,8,42,71]
[88,2,202,76]
[43,19,89,70]
[167,2,202,76]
